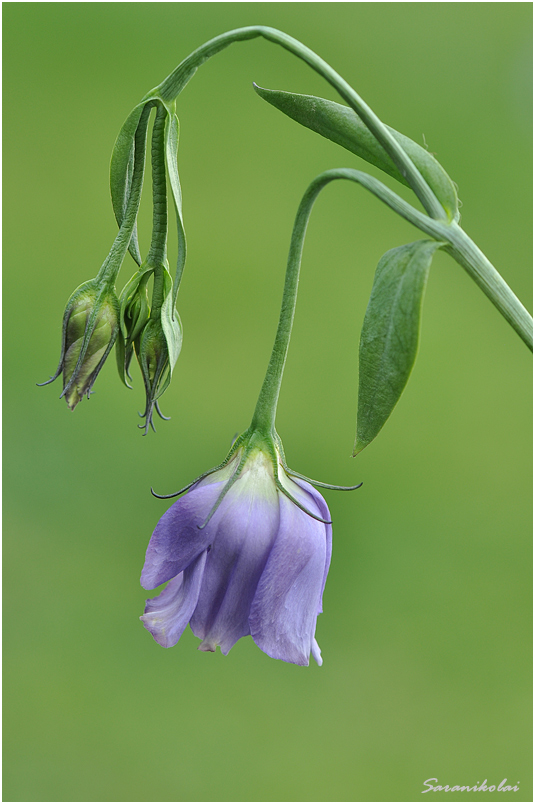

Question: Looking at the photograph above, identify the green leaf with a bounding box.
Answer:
[254,85,458,222]
[110,101,153,266]
[354,240,443,454]
[162,108,187,308]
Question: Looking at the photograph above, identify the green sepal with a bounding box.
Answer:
[354,240,444,455]
[110,101,154,266]
[115,324,129,388]
[161,104,187,308]
[38,277,120,409]
[133,264,182,433]
[38,279,101,388]
[161,279,182,380]
[115,263,155,387]
[254,85,458,222]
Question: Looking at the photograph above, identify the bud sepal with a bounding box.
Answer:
[38,279,120,409]
[134,264,183,433]
[116,263,154,387]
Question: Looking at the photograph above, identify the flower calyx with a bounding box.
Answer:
[151,428,356,526]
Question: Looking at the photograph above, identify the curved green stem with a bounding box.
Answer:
[152,26,445,221]
[147,103,169,315]
[331,171,532,349]
[314,170,532,351]
[251,167,532,433]
[250,177,326,433]
[250,168,426,432]
[443,226,532,349]
[147,104,168,270]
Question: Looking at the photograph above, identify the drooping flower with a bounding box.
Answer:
[140,431,334,666]
[38,280,119,409]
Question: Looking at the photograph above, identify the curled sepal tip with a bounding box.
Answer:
[273,432,362,492]
[38,279,119,410]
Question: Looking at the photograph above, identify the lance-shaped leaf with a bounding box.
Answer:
[110,101,153,266]
[163,108,187,309]
[254,86,458,222]
[354,240,443,455]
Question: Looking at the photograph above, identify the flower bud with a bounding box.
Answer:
[136,315,180,433]
[38,280,119,409]
[116,268,152,386]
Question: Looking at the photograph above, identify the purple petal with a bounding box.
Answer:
[311,638,323,667]
[249,485,328,666]
[291,477,332,614]
[140,481,225,590]
[191,461,280,655]
[141,549,208,647]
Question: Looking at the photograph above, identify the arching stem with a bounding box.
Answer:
[152,26,445,221]
[250,167,532,436]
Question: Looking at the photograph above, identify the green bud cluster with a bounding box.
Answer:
[117,261,183,433]
[40,93,186,432]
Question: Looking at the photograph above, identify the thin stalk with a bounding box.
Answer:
[154,26,445,221]
[147,104,169,314]
[250,180,325,434]
[147,104,168,271]
[251,167,532,434]
[444,225,532,350]
[249,169,422,433]
[322,171,533,349]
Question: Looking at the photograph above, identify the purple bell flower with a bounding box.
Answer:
[140,441,332,666]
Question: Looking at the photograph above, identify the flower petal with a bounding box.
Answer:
[291,477,332,614]
[311,638,323,667]
[141,549,207,647]
[249,491,328,666]
[191,456,280,655]
[140,482,224,590]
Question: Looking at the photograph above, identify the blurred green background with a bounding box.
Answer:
[3,3,532,802]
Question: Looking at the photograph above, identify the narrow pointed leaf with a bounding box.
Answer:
[163,109,187,308]
[355,240,443,454]
[254,86,458,221]
[110,101,153,266]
